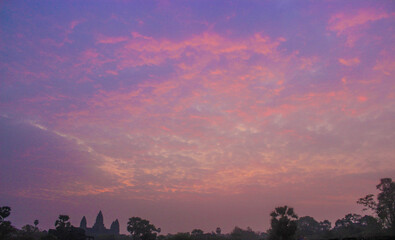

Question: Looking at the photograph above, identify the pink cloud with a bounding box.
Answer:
[70,20,85,30]
[75,48,114,74]
[357,96,368,102]
[114,32,284,69]
[338,57,360,66]
[328,9,389,33]
[105,70,119,75]
[328,9,391,46]
[81,49,99,59]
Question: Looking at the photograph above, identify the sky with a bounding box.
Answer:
[1,0,395,235]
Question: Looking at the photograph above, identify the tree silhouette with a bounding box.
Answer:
[51,215,86,240]
[0,206,11,222]
[191,229,204,236]
[230,226,260,240]
[318,219,332,238]
[332,213,381,237]
[297,216,320,237]
[127,216,160,240]
[318,219,331,232]
[55,215,71,230]
[22,224,35,233]
[333,213,363,236]
[34,219,39,232]
[0,206,15,238]
[357,177,395,234]
[268,206,298,240]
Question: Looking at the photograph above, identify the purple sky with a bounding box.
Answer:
[1,0,394,235]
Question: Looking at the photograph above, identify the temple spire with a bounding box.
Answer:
[79,210,119,235]
[110,219,120,234]
[96,210,104,225]
[93,210,105,231]
[80,216,87,229]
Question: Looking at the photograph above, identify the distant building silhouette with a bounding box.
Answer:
[79,211,119,236]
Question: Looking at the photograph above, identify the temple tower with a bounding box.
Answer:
[80,216,87,229]
[92,210,105,233]
[78,210,119,236]
[110,219,120,235]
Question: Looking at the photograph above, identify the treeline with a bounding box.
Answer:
[0,178,394,240]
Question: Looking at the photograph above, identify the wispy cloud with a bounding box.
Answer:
[339,57,360,66]
[328,8,392,46]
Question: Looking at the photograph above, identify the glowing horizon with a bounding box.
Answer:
[0,0,394,234]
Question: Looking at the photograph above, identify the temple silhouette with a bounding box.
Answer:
[79,211,120,236]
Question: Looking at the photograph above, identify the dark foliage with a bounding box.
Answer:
[0,206,16,239]
[127,216,161,240]
[268,206,298,240]
[358,178,395,235]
